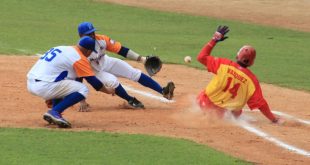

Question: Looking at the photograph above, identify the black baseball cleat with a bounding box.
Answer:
[162,81,175,100]
[128,97,145,109]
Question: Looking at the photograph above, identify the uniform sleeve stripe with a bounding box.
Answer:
[118,46,129,57]
[96,34,122,53]
[73,46,95,77]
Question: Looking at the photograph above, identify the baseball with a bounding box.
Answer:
[184,56,192,63]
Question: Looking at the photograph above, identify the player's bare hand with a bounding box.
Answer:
[79,99,91,112]
[138,56,147,64]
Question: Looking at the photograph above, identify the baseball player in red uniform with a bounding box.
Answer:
[76,22,175,111]
[196,25,281,123]
[27,36,114,128]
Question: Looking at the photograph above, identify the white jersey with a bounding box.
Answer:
[27,46,94,82]
[87,34,122,72]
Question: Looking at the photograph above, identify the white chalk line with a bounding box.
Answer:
[244,108,310,125]
[272,111,310,125]
[123,85,175,103]
[28,53,42,57]
[16,49,30,53]
[238,121,310,157]
[123,87,310,157]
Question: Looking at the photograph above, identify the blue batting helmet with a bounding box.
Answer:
[78,22,97,35]
[78,36,96,52]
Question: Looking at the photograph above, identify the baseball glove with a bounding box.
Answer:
[144,55,162,76]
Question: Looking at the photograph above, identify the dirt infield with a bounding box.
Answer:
[1,1,310,164]
[1,56,309,165]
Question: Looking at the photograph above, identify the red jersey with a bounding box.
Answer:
[198,40,266,111]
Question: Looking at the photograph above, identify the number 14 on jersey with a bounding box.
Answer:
[223,77,241,99]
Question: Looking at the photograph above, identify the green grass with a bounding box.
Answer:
[0,128,250,165]
[0,1,302,164]
[0,0,309,90]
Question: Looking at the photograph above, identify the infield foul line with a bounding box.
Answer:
[123,85,175,103]
[245,108,310,125]
[272,111,310,125]
[122,86,310,157]
[238,121,310,157]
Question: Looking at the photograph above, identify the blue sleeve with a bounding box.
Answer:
[84,76,103,91]
[118,46,129,58]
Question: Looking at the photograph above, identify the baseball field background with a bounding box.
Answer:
[0,0,309,164]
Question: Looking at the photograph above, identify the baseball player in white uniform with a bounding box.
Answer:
[77,22,175,111]
[27,36,114,128]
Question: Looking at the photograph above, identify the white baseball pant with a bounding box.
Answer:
[95,55,142,89]
[27,79,89,100]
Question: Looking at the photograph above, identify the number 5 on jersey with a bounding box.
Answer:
[40,48,62,62]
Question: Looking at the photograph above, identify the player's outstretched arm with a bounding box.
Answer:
[212,25,229,43]
[127,49,146,64]
[75,78,91,112]
[197,40,216,66]
[197,25,230,66]
[117,46,146,64]
[259,103,283,124]
[77,76,114,112]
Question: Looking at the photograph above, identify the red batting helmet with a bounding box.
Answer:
[236,45,256,67]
